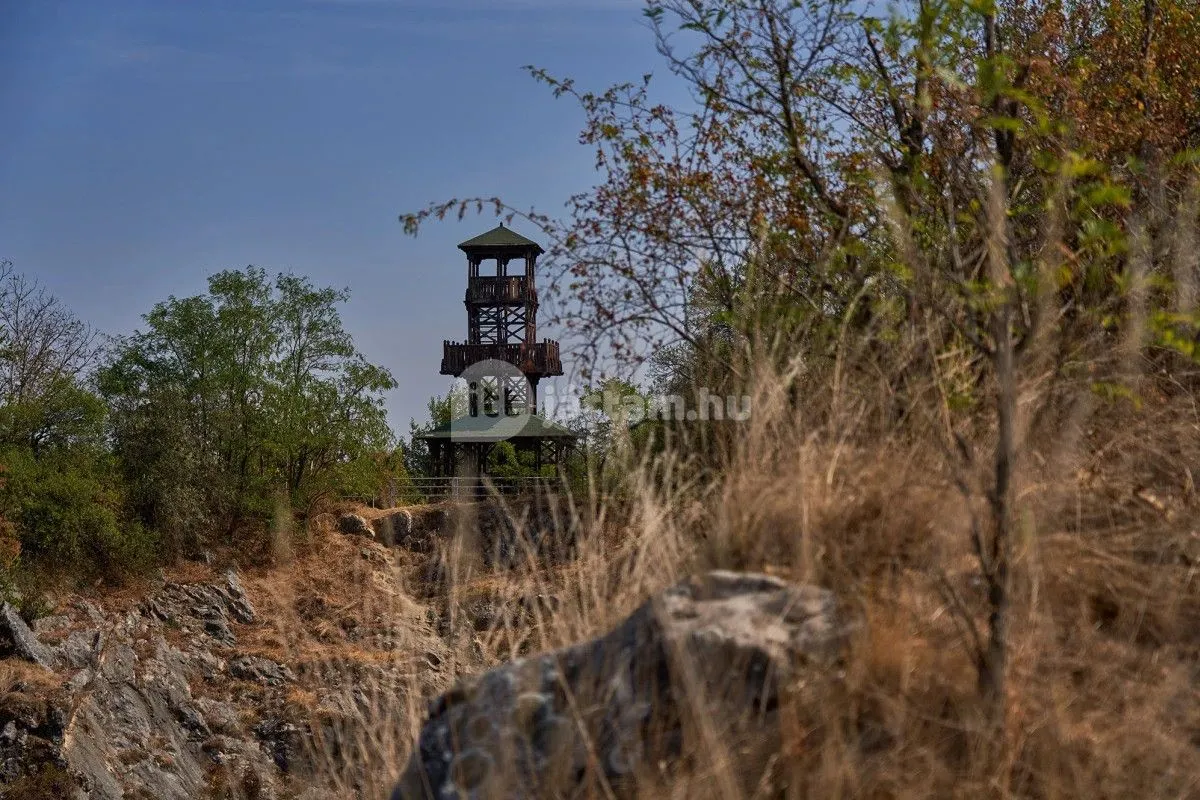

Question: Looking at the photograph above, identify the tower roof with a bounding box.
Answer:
[458,224,544,256]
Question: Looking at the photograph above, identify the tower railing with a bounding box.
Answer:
[440,340,562,376]
[466,276,532,304]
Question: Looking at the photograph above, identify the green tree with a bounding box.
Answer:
[102,267,396,548]
[0,263,148,583]
[405,390,459,479]
[0,447,151,580]
[0,261,103,453]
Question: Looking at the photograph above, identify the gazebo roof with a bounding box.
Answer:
[458,224,544,256]
[417,413,577,443]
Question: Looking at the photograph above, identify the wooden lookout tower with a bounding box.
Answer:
[418,224,577,486]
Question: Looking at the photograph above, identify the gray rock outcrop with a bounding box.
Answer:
[228,654,295,686]
[0,602,56,670]
[338,513,375,538]
[1,573,284,798]
[372,506,442,551]
[392,571,853,799]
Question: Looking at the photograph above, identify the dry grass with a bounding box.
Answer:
[321,352,1200,796]
[14,293,1197,799]
[2,348,1187,800]
[228,516,448,797]
[0,658,62,696]
[244,346,1196,798]
[6,360,1194,799]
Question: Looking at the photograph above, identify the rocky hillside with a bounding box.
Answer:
[0,496,616,799]
[0,513,453,799]
[4,432,1197,800]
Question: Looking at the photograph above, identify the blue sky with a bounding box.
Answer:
[0,0,679,429]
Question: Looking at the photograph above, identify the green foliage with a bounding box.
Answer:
[1150,310,1200,361]
[485,441,524,479]
[568,379,673,488]
[105,385,213,558]
[483,440,555,480]
[0,377,107,456]
[101,267,397,546]
[0,264,156,586]
[0,448,156,581]
[0,258,398,586]
[405,391,459,478]
[371,446,423,506]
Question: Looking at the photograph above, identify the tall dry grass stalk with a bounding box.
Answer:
[248,179,1199,799]
[258,350,1197,798]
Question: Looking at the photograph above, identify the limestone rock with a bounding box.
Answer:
[31,615,72,637]
[393,571,853,799]
[1,569,294,798]
[0,603,56,670]
[0,536,446,799]
[221,569,256,624]
[254,716,307,773]
[337,513,375,538]
[228,655,295,686]
[55,629,104,670]
[371,507,413,547]
[146,575,254,647]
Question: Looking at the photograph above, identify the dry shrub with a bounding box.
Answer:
[500,368,1193,797]
[230,340,1199,799]
[231,524,443,798]
[578,357,1195,798]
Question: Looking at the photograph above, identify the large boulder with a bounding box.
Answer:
[392,571,853,799]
